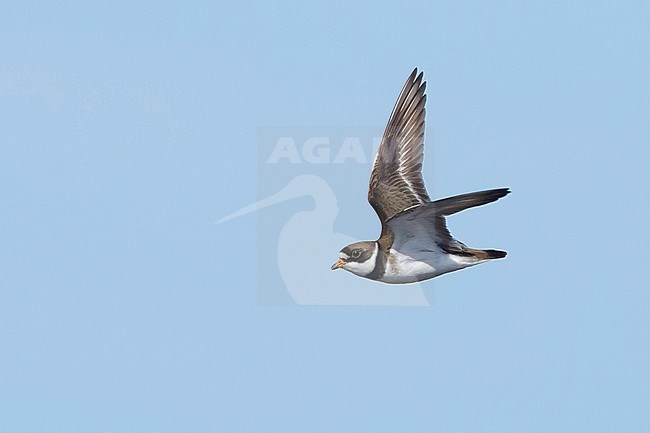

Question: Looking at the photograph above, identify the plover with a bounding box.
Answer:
[331,68,510,284]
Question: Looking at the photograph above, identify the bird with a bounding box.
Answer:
[331,68,510,284]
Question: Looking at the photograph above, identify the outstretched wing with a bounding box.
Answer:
[389,188,510,255]
[368,68,430,223]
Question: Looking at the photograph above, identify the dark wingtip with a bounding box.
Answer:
[408,67,425,85]
[484,249,507,259]
[484,188,511,202]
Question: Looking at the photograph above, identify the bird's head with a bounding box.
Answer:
[331,241,378,277]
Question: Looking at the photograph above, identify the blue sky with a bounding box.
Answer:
[1,1,649,432]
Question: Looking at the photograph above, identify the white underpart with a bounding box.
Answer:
[382,247,438,284]
[378,210,481,284]
[342,243,378,277]
[380,246,479,284]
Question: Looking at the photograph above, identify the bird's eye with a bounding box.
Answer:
[352,250,361,258]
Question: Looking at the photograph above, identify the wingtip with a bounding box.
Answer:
[477,188,511,200]
[416,71,424,85]
[408,67,425,84]
[492,188,511,199]
[484,249,507,259]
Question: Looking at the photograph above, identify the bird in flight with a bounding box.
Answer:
[331,68,510,284]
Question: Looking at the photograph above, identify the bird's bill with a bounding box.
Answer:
[330,259,346,270]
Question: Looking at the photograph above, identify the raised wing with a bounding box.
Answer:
[368,68,430,223]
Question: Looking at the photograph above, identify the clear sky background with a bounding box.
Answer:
[2,1,649,432]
